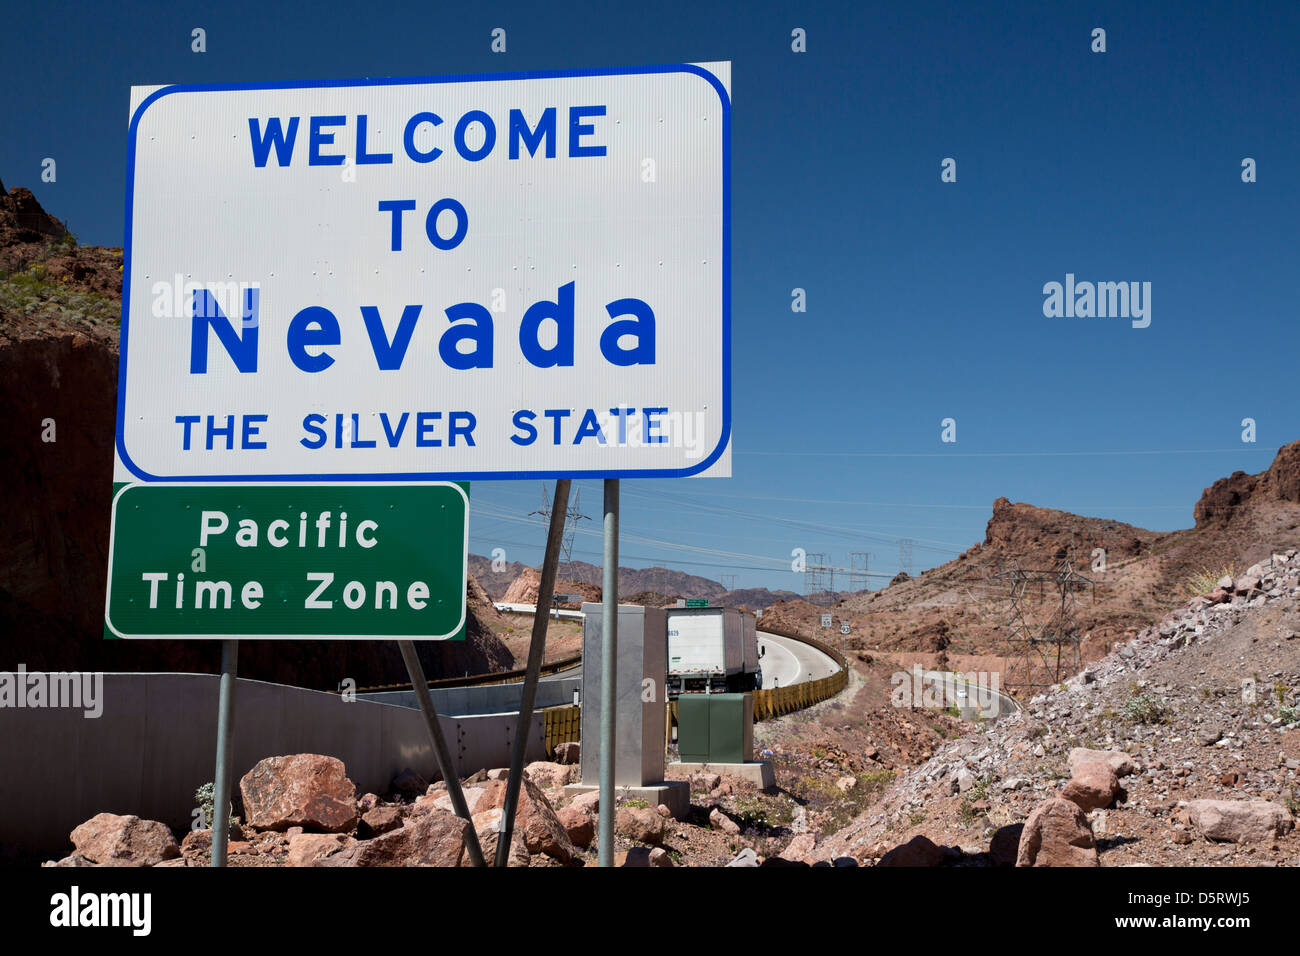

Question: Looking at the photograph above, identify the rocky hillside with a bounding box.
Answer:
[0,181,512,689]
[811,549,1300,866]
[759,444,1300,689]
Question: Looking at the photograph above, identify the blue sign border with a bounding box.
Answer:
[118,63,731,483]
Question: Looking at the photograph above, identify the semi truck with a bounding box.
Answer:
[666,606,761,697]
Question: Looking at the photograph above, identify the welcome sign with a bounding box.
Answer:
[117,64,731,483]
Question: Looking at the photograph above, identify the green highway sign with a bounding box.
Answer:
[105,482,468,640]
[685,598,709,608]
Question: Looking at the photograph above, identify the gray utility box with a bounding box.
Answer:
[578,603,668,788]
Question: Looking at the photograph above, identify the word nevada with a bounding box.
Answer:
[1042,273,1151,328]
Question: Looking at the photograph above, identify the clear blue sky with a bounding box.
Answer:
[4,0,1296,591]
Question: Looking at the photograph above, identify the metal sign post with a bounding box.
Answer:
[598,478,620,867]
[209,638,238,867]
[496,479,571,866]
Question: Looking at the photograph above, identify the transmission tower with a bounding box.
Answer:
[530,483,590,575]
[721,574,736,592]
[804,552,832,603]
[847,552,872,592]
[994,555,1094,698]
[898,539,914,576]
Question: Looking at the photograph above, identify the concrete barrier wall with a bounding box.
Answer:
[360,676,581,715]
[0,673,546,855]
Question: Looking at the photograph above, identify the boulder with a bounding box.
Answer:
[1233,574,1262,594]
[524,761,574,793]
[554,742,580,765]
[1061,760,1119,812]
[514,774,575,863]
[1015,798,1098,867]
[323,811,469,866]
[615,807,665,845]
[648,847,673,867]
[696,773,722,791]
[70,813,180,867]
[428,780,505,817]
[468,809,530,867]
[781,833,817,862]
[988,824,1023,867]
[568,790,600,815]
[240,754,359,833]
[285,833,351,867]
[1067,747,1137,778]
[179,828,212,864]
[359,806,403,837]
[725,848,759,867]
[709,807,741,836]
[877,834,945,867]
[1187,799,1295,844]
[556,808,594,848]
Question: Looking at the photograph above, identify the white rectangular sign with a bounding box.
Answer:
[119,64,730,482]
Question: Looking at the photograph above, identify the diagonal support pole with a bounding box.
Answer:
[399,640,486,868]
[495,479,571,866]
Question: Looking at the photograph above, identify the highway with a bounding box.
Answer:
[757,631,839,688]
[499,603,839,690]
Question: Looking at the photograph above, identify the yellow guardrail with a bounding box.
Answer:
[544,703,581,758]
[750,623,849,720]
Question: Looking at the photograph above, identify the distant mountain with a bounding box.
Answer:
[721,586,804,610]
[468,553,816,610]
[470,555,726,602]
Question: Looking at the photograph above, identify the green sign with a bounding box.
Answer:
[686,598,709,608]
[105,482,468,640]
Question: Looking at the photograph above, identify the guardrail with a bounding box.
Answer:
[355,653,581,694]
[750,622,850,719]
[543,703,582,758]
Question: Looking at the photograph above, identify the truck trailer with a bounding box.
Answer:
[665,606,761,697]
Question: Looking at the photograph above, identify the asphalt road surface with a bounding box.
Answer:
[757,631,840,688]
